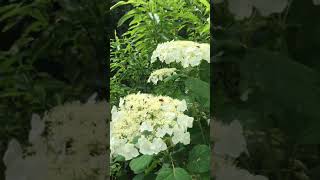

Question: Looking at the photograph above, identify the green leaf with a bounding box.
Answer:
[21,21,44,37]
[0,4,17,14]
[199,61,210,82]
[200,24,210,35]
[118,9,137,27]
[1,19,19,32]
[199,172,210,180]
[197,0,210,12]
[110,1,130,10]
[187,144,210,173]
[133,174,145,180]
[179,12,200,23]
[156,167,192,180]
[239,48,320,143]
[110,0,146,10]
[0,4,28,22]
[114,155,126,162]
[163,74,184,83]
[185,77,210,108]
[133,173,157,180]
[27,8,47,24]
[0,91,25,98]
[129,155,153,174]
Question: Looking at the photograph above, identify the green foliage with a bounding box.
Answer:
[185,77,210,108]
[214,0,320,140]
[110,0,210,106]
[110,31,152,105]
[156,167,192,180]
[0,1,107,176]
[239,49,320,142]
[133,173,157,180]
[187,144,210,173]
[112,0,209,51]
[129,155,154,174]
[213,1,320,179]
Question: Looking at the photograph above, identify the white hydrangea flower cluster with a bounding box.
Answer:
[147,68,177,85]
[111,93,194,160]
[216,0,288,19]
[213,119,269,180]
[151,40,210,68]
[213,120,248,158]
[3,98,108,180]
[215,162,268,180]
[314,0,320,5]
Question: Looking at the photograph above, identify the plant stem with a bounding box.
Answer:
[192,103,207,144]
[169,151,176,176]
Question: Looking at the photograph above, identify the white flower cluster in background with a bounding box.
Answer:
[213,120,248,158]
[215,161,268,180]
[147,68,177,85]
[111,93,194,160]
[151,40,210,68]
[314,0,320,5]
[213,119,269,180]
[3,97,108,180]
[215,0,288,19]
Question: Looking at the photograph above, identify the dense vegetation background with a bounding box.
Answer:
[213,0,320,179]
[0,0,108,179]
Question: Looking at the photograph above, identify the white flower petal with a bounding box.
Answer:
[140,122,154,132]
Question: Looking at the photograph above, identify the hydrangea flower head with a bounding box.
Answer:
[151,40,210,68]
[3,99,108,180]
[111,93,194,160]
[147,68,177,85]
